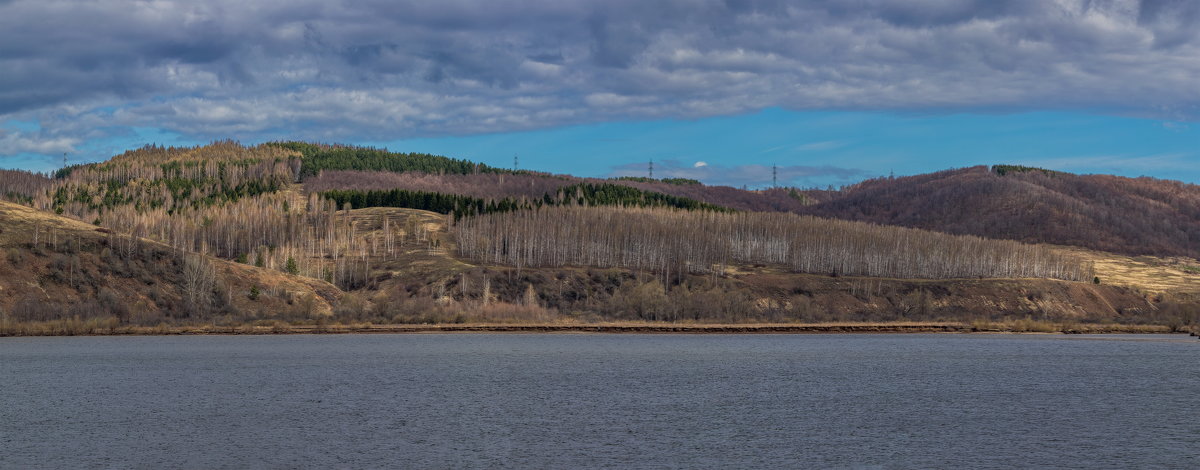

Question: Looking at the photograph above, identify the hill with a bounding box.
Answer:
[0,200,339,334]
[280,142,820,212]
[795,166,1200,258]
[302,205,1185,327]
[304,160,1200,261]
[0,142,1196,334]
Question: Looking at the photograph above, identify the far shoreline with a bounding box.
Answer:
[2,321,1191,337]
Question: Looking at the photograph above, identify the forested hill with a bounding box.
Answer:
[7,140,1198,259]
[1,141,1197,332]
[269,141,513,177]
[795,166,1200,258]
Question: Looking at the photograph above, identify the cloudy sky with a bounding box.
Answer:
[2,0,1198,186]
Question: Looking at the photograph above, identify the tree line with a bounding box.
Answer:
[305,169,820,213]
[269,141,514,178]
[991,165,1063,177]
[320,182,729,218]
[453,206,1094,283]
[0,169,53,204]
[610,176,702,185]
[321,188,525,218]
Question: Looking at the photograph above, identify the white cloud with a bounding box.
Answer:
[0,0,1198,159]
[1021,153,1195,174]
[0,128,77,155]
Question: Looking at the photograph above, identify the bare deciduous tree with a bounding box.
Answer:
[183,253,216,315]
[454,206,1094,282]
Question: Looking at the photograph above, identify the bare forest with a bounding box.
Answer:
[0,169,53,202]
[453,206,1094,283]
[0,142,428,290]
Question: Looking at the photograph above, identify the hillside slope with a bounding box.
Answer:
[334,207,1184,326]
[0,201,340,328]
[305,162,1200,260]
[1,142,1195,332]
[797,166,1200,258]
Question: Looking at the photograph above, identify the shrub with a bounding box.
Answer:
[47,254,75,284]
[97,287,130,321]
[6,248,23,265]
[333,293,373,322]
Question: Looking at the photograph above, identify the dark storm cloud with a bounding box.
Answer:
[2,0,1199,156]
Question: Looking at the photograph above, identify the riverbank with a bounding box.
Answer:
[0,319,1184,336]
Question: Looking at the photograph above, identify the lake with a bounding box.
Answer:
[1,334,1197,469]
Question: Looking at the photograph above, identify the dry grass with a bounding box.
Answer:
[1063,247,1200,294]
[0,199,108,246]
[0,316,124,336]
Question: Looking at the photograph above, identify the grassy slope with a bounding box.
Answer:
[1065,247,1200,295]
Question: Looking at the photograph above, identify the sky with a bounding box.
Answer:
[1,0,1198,187]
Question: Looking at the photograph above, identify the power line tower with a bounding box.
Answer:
[62,152,68,170]
[772,163,778,188]
[648,158,654,179]
[513,154,519,171]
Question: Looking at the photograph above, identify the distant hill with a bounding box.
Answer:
[796,166,1200,259]
[307,163,1200,259]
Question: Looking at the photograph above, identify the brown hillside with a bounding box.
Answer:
[304,165,1200,261]
[0,200,1192,330]
[796,166,1200,258]
[334,207,1187,326]
[0,201,339,326]
[360,262,1165,325]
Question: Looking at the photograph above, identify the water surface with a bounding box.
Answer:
[2,334,1197,469]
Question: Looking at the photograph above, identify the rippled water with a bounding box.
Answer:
[1,334,1197,469]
